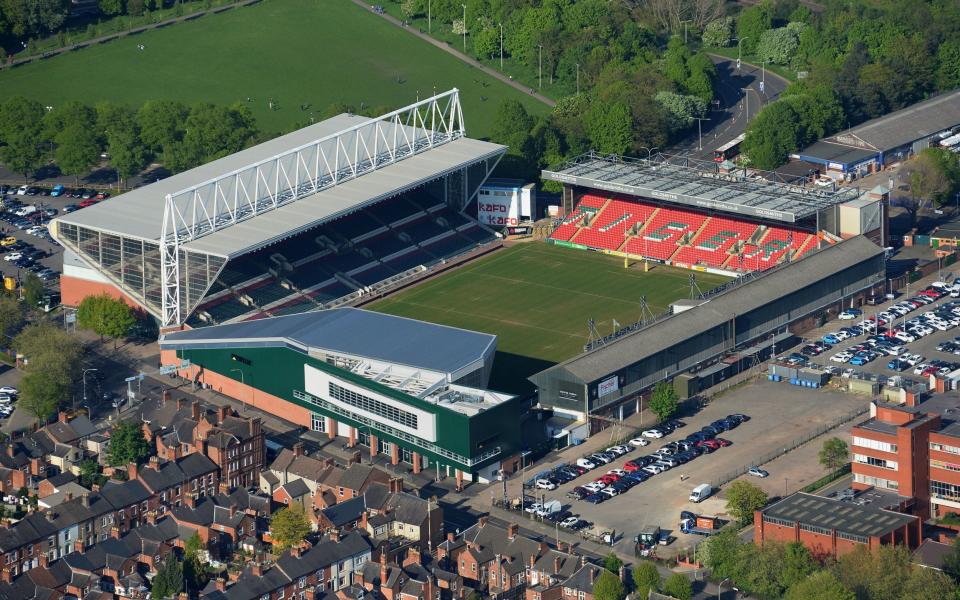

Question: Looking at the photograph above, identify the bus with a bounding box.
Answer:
[714,133,745,162]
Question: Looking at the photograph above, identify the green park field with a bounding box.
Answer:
[370,243,730,392]
[0,0,546,138]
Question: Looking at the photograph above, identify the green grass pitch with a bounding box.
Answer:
[369,243,731,393]
[0,0,547,138]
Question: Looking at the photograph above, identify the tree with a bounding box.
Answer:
[22,273,44,309]
[104,108,147,188]
[98,0,123,15]
[655,91,707,132]
[663,36,691,87]
[702,17,734,47]
[78,457,107,488]
[602,552,622,574]
[649,381,679,422]
[184,532,209,591]
[592,569,624,600]
[166,103,257,172]
[151,554,184,599]
[725,479,768,525]
[736,3,772,55]
[491,100,535,156]
[77,293,136,347]
[900,566,957,600]
[55,124,100,184]
[0,295,25,345]
[818,437,849,475]
[742,100,801,169]
[270,504,312,551]
[784,571,854,600]
[832,545,912,600]
[472,24,499,60]
[137,100,188,157]
[0,97,46,180]
[662,573,692,600]
[632,561,660,597]
[943,535,960,584]
[42,100,97,143]
[19,370,62,427]
[586,101,632,155]
[756,27,800,65]
[639,0,724,32]
[107,420,152,467]
[937,40,960,91]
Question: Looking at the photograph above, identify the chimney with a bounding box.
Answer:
[360,511,369,530]
[380,559,388,585]
[618,564,626,583]
[146,511,157,525]
[127,463,138,481]
[290,544,303,559]
[249,417,260,437]
[191,401,201,421]
[110,526,121,539]
[251,563,263,577]
[58,411,69,423]
[177,397,186,410]
[91,483,100,493]
[554,555,562,574]
[228,504,236,517]
[218,405,230,422]
[329,530,340,542]
[293,442,305,457]
[185,493,196,508]
[589,567,595,585]
[323,457,335,468]
[507,523,519,540]
[447,532,455,542]
[219,481,231,496]
[215,578,227,591]
[5,445,13,458]
[64,492,73,503]
[163,389,172,405]
[529,555,536,570]
[478,516,488,527]
[581,556,587,567]
[149,455,160,469]
[389,477,403,493]
[80,493,90,507]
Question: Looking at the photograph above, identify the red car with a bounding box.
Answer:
[78,199,97,208]
[697,439,720,450]
[623,461,643,472]
[598,474,620,484]
[715,438,732,447]
[95,191,110,200]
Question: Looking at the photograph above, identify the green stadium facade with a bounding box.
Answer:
[159,308,526,487]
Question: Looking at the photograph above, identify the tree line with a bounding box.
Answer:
[701,527,957,600]
[0,96,258,185]
[712,0,960,169]
[396,0,718,183]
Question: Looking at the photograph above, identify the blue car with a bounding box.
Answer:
[850,356,868,366]
[823,334,840,344]
[51,184,64,197]
[583,493,606,504]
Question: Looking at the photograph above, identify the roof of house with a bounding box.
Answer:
[160,307,496,377]
[321,496,366,528]
[561,563,603,593]
[277,478,311,499]
[760,492,917,539]
[913,538,952,570]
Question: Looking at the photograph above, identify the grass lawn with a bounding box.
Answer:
[0,0,547,138]
[369,243,730,393]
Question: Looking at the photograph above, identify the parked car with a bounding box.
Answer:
[748,467,769,478]
[628,437,650,447]
[51,185,65,197]
[641,428,664,439]
[535,478,557,490]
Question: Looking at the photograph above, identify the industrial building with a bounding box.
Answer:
[529,236,886,436]
[754,492,921,559]
[792,89,960,179]
[159,308,526,487]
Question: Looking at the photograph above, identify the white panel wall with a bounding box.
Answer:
[304,364,437,442]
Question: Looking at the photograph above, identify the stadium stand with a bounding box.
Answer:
[550,194,818,273]
[185,190,497,326]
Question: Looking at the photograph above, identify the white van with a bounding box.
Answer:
[689,483,712,503]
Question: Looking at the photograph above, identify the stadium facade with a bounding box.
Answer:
[529,236,886,430]
[158,309,525,485]
[49,90,506,329]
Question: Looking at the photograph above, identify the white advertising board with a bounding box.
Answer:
[597,375,619,397]
[478,190,520,227]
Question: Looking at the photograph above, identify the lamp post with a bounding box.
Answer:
[82,368,98,406]
[693,117,710,151]
[741,87,751,122]
[719,577,732,600]
[461,4,467,52]
[499,22,503,70]
[736,37,748,73]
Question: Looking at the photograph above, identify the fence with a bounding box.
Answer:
[709,404,868,490]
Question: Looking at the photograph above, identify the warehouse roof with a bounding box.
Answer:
[760,493,917,539]
[534,236,883,384]
[826,89,960,152]
[160,307,496,377]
